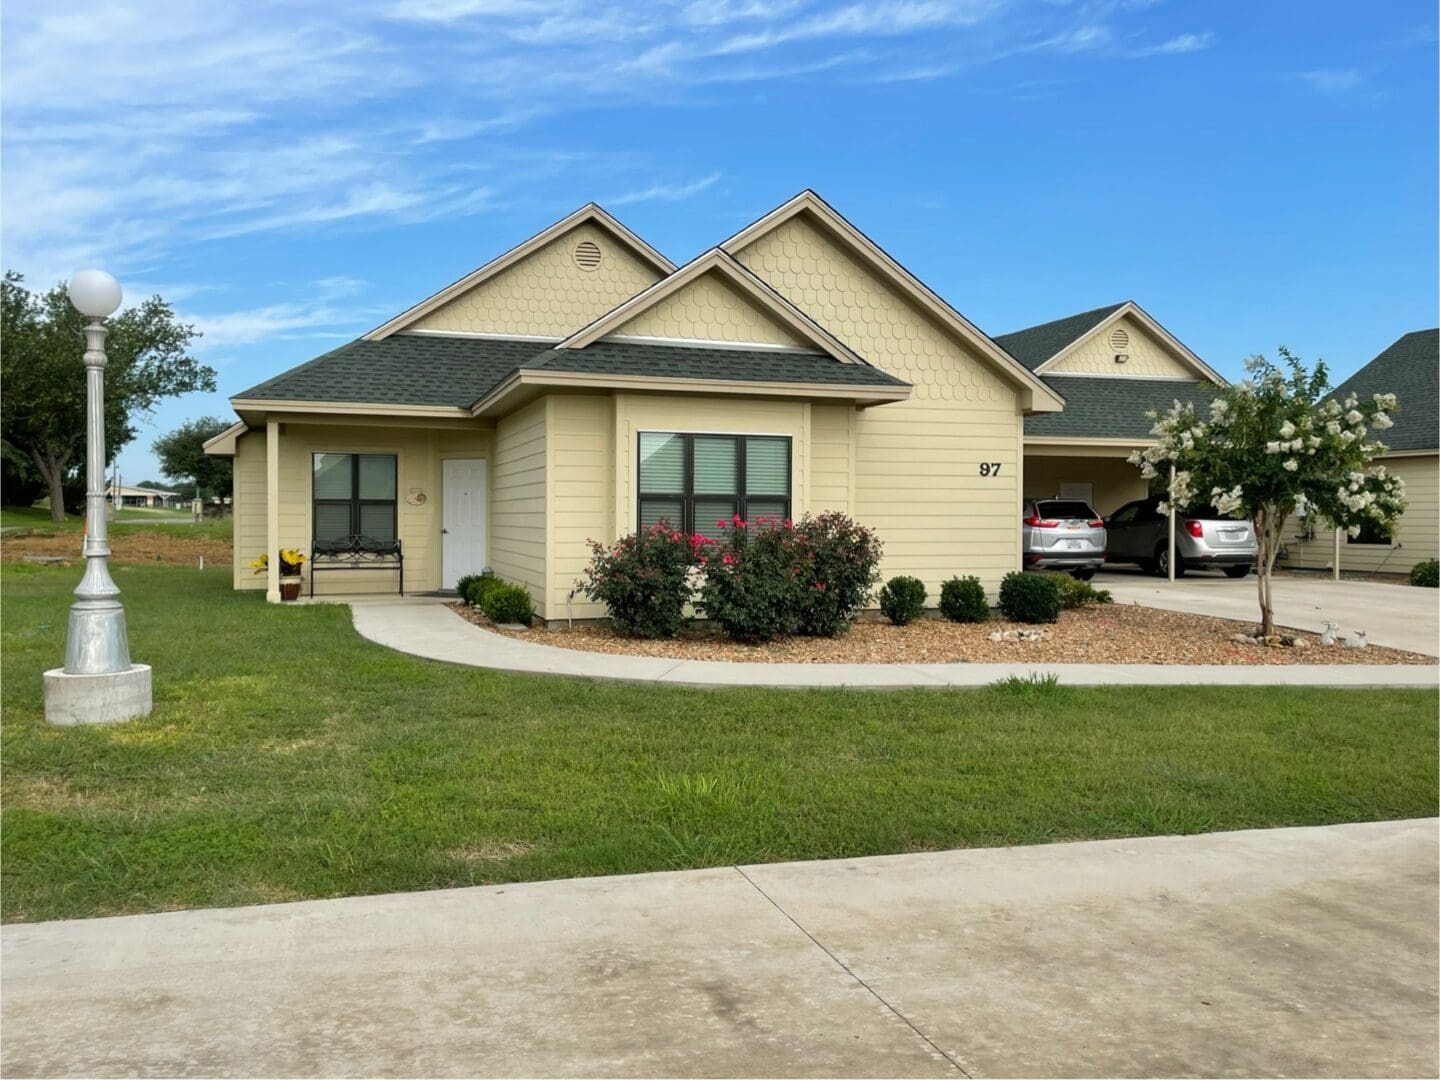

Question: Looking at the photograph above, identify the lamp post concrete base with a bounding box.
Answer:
[43,664,152,726]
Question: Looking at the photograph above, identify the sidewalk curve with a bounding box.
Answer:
[349,602,1440,689]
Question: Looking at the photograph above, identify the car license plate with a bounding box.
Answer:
[1061,540,1083,550]
[1220,528,1243,540]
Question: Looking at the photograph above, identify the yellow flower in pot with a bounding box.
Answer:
[251,550,308,601]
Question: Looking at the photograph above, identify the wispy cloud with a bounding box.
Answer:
[608,172,722,206]
[1128,30,1215,57]
[1297,67,1365,95]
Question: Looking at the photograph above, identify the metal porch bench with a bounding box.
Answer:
[310,536,404,597]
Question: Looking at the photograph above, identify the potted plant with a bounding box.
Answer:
[250,549,308,601]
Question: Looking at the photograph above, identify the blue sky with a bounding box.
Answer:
[3,0,1435,485]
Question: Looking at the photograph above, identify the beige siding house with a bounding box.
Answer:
[1278,329,1438,577]
[992,301,1227,515]
[207,192,1063,618]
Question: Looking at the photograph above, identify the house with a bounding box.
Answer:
[993,302,1226,515]
[206,191,1077,617]
[107,484,181,508]
[1278,329,1438,576]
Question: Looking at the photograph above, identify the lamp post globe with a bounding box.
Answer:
[67,269,123,318]
[41,270,152,725]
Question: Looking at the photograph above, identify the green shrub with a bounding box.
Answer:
[482,584,534,626]
[938,576,989,623]
[878,575,927,625]
[998,572,1061,624]
[460,571,503,608]
[580,524,698,638]
[791,512,883,637]
[1411,559,1439,588]
[1047,573,1114,610]
[696,517,803,643]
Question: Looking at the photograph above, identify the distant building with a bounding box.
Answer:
[106,484,181,508]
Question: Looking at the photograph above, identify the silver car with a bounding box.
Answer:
[1022,497,1106,579]
[1103,496,1257,577]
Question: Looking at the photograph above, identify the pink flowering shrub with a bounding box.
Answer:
[791,512,883,637]
[579,521,701,638]
[696,512,884,643]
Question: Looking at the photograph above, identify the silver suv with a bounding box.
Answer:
[1104,496,1257,577]
[1022,497,1106,579]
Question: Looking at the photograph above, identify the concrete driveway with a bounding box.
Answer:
[1096,567,1440,656]
[4,819,1435,1078]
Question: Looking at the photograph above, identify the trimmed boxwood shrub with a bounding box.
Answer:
[457,571,501,607]
[938,576,989,623]
[792,512,883,637]
[1047,573,1113,610]
[580,523,698,638]
[879,575,927,625]
[998,572,1061,624]
[482,583,534,626]
[1411,559,1439,588]
[696,517,803,643]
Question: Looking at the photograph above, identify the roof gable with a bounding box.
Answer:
[997,301,1224,384]
[609,270,809,349]
[720,189,1064,412]
[1331,328,1439,453]
[364,205,674,341]
[557,248,868,365]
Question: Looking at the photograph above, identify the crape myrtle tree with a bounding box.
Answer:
[1,271,212,522]
[1130,348,1405,637]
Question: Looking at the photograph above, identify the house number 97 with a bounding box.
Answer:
[978,462,1002,477]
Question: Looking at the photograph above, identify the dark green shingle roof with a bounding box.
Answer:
[524,341,908,387]
[1025,375,1219,439]
[993,303,1126,370]
[1330,329,1438,453]
[235,333,908,410]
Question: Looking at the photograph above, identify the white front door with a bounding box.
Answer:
[442,458,487,589]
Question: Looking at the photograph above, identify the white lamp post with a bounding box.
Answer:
[42,270,152,726]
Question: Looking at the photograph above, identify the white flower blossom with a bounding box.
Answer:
[1265,441,1282,454]
[1371,412,1394,430]
[1282,459,1299,472]
[1279,420,1296,438]
[1346,410,1364,425]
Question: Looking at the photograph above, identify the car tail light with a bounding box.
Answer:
[1024,515,1058,528]
[1087,519,1104,528]
[1185,520,1204,538]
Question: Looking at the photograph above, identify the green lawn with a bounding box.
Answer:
[1,505,232,541]
[2,563,1435,923]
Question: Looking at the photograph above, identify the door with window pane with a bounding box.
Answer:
[636,432,790,535]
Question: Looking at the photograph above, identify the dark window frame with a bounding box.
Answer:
[636,432,792,535]
[312,452,398,546]
[1346,519,1394,546]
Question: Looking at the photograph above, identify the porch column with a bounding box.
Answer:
[266,419,280,603]
[1332,522,1341,581]
[1167,464,1176,583]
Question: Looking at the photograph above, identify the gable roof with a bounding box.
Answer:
[994,303,1126,371]
[363,204,675,341]
[718,189,1065,413]
[995,300,1225,384]
[227,331,911,422]
[1331,328,1439,453]
[555,247,868,365]
[1025,375,1219,440]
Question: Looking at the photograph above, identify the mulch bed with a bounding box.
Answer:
[1,532,231,568]
[452,602,1436,666]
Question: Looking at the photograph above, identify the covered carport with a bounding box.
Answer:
[1022,438,1150,516]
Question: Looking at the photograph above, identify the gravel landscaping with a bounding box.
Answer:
[457,603,1438,666]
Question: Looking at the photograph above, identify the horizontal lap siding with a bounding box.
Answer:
[809,404,852,513]
[737,215,1023,597]
[1022,455,1149,516]
[273,423,490,595]
[1280,453,1439,575]
[232,432,268,590]
[492,399,547,601]
[547,393,612,620]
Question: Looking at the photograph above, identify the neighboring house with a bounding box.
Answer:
[107,484,181,508]
[1279,329,1439,577]
[993,301,1226,514]
[205,191,1068,614]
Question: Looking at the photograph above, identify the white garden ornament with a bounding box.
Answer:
[1129,349,1406,637]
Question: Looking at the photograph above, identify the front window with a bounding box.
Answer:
[1347,520,1393,546]
[638,432,791,539]
[313,453,397,545]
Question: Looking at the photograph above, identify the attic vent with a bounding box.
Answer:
[1109,327,1130,352]
[573,240,603,271]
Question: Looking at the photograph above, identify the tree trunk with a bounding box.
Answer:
[1254,504,1286,637]
[28,448,69,524]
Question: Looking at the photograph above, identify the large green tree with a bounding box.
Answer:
[153,417,234,500]
[1,271,213,522]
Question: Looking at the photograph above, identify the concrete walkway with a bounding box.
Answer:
[349,601,1439,689]
[1096,568,1440,657]
[4,820,1434,1078]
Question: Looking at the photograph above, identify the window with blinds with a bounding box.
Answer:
[637,432,791,537]
[313,452,397,545]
